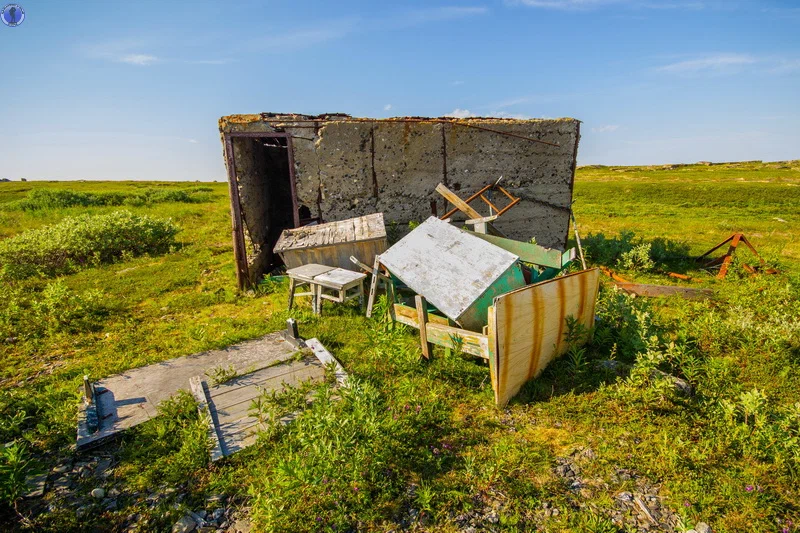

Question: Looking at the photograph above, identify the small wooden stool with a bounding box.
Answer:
[312,268,368,315]
[287,264,335,312]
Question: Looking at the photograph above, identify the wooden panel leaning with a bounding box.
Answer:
[492,268,600,406]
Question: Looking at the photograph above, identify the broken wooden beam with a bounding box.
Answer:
[613,282,713,300]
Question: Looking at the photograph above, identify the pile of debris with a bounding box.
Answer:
[276,181,600,406]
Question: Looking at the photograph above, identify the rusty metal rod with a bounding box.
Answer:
[258,117,561,147]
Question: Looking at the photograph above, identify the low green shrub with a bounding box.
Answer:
[617,242,655,272]
[0,280,108,340]
[2,187,212,211]
[583,230,691,271]
[0,210,179,279]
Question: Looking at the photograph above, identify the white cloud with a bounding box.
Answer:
[119,54,159,66]
[188,139,199,144]
[656,53,756,74]
[592,125,619,133]
[187,59,232,65]
[507,0,623,8]
[769,58,800,74]
[506,0,704,9]
[446,108,477,118]
[384,104,392,111]
[250,8,487,51]
[400,6,488,24]
[654,54,800,75]
[451,80,465,86]
[250,24,358,50]
[83,40,160,66]
[491,111,533,119]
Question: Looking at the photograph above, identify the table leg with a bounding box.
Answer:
[287,277,296,311]
[314,284,322,315]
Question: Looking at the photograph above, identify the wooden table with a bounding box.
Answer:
[286,264,366,315]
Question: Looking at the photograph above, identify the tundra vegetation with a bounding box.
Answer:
[0,162,798,532]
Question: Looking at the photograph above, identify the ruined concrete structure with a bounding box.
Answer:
[219,113,580,288]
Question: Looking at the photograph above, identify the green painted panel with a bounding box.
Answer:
[456,263,526,331]
[469,232,568,269]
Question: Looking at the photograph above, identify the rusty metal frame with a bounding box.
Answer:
[697,232,775,279]
[223,131,301,290]
[440,183,521,221]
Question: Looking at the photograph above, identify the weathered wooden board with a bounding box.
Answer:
[493,268,600,406]
[392,304,489,359]
[613,282,713,300]
[201,337,347,460]
[274,213,387,270]
[380,217,525,330]
[205,356,326,458]
[76,333,298,450]
[393,304,450,326]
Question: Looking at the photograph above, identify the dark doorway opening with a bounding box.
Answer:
[225,132,301,287]
[261,136,295,268]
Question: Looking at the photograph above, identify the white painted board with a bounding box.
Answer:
[379,217,519,323]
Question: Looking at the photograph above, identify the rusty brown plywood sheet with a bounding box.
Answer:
[493,269,600,406]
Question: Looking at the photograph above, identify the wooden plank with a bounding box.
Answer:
[435,183,483,220]
[416,296,432,359]
[379,217,520,326]
[392,305,488,358]
[465,215,499,225]
[210,364,323,417]
[487,305,498,399]
[274,213,386,251]
[205,348,337,459]
[313,268,366,290]
[366,255,382,318]
[190,376,225,462]
[286,263,336,283]
[392,304,450,326]
[425,322,489,359]
[494,268,600,406]
[613,282,713,300]
[305,337,349,387]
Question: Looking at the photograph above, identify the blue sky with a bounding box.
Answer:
[2,0,799,181]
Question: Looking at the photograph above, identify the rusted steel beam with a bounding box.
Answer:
[253,117,561,147]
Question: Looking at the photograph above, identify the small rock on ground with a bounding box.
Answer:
[172,514,197,533]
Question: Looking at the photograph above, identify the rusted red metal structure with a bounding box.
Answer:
[698,233,777,279]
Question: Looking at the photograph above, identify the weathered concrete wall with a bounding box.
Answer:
[220,114,579,276]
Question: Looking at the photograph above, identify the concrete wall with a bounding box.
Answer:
[221,114,580,280]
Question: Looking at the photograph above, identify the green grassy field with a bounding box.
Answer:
[0,161,799,532]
